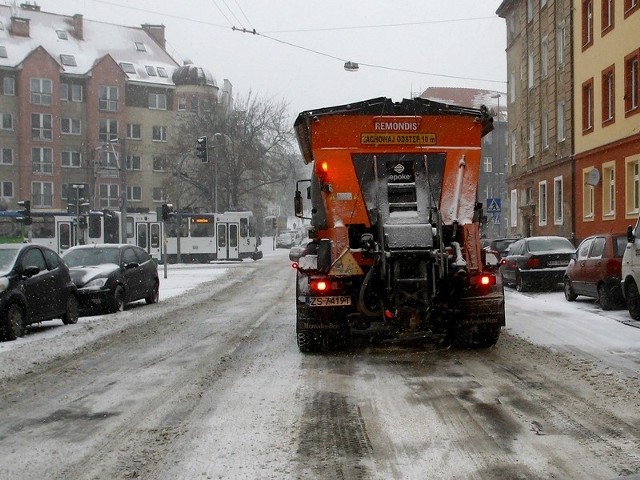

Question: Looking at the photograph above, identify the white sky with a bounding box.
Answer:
[32,0,507,122]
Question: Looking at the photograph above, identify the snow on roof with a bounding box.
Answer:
[419,87,507,121]
[0,5,180,86]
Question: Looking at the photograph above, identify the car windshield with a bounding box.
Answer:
[63,248,120,267]
[615,236,627,257]
[494,239,516,251]
[527,237,574,252]
[0,247,20,274]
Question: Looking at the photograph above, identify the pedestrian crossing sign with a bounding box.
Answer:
[487,198,501,213]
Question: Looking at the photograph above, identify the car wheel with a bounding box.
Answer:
[110,285,126,313]
[2,303,26,341]
[62,294,79,325]
[500,271,510,287]
[145,281,159,305]
[563,278,577,301]
[625,281,640,320]
[515,272,527,293]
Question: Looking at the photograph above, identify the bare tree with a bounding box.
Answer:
[167,92,298,216]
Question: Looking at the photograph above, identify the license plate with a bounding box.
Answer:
[307,296,352,307]
[548,260,568,266]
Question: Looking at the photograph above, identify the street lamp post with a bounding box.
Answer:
[71,184,84,245]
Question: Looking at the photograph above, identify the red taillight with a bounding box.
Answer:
[311,279,329,292]
[317,161,329,182]
[291,262,299,269]
[477,274,497,286]
[526,258,541,268]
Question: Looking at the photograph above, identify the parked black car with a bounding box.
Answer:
[563,233,626,310]
[500,236,575,292]
[0,243,78,341]
[62,244,159,313]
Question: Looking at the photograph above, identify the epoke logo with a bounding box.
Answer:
[389,163,412,182]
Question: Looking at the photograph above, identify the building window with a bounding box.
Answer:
[527,0,534,21]
[557,22,566,65]
[510,132,517,165]
[624,0,639,17]
[119,63,136,75]
[30,78,52,105]
[509,71,516,103]
[31,113,53,140]
[152,187,166,202]
[31,148,53,174]
[3,77,15,95]
[59,54,77,66]
[152,126,167,142]
[190,95,199,113]
[99,85,118,111]
[528,53,534,89]
[177,96,186,111]
[149,93,167,110]
[541,37,549,78]
[603,162,616,217]
[542,112,549,150]
[0,46,7,58]
[554,176,564,224]
[61,117,81,135]
[127,123,141,140]
[0,148,13,164]
[56,30,68,40]
[99,119,118,143]
[528,121,535,158]
[61,151,82,168]
[127,185,142,201]
[539,181,548,226]
[602,0,615,33]
[626,159,640,214]
[583,169,595,219]
[624,49,640,115]
[557,101,566,141]
[582,0,594,49]
[602,66,615,125]
[157,67,168,78]
[0,181,12,198]
[152,156,166,171]
[32,181,53,207]
[99,184,119,209]
[0,112,12,130]
[134,42,146,52]
[582,78,594,133]
[483,157,492,173]
[127,155,142,171]
[60,83,83,102]
[145,66,157,76]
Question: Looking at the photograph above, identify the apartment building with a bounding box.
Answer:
[573,0,640,240]
[497,0,575,240]
[0,3,225,214]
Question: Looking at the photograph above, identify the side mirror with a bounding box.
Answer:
[627,225,635,243]
[22,265,41,277]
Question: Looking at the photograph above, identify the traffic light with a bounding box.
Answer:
[160,203,174,222]
[17,200,32,226]
[196,136,208,163]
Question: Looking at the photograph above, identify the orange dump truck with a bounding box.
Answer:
[291,97,505,352]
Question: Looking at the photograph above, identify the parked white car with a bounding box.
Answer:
[621,221,640,319]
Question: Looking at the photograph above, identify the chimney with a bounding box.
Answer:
[141,24,165,49]
[9,16,30,37]
[72,14,83,40]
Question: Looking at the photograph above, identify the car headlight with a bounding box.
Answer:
[83,278,108,289]
[0,277,8,293]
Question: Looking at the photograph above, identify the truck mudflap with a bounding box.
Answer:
[455,293,506,327]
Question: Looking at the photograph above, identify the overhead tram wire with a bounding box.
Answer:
[235,28,505,85]
[213,0,249,30]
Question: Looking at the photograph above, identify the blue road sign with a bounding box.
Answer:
[487,198,501,213]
